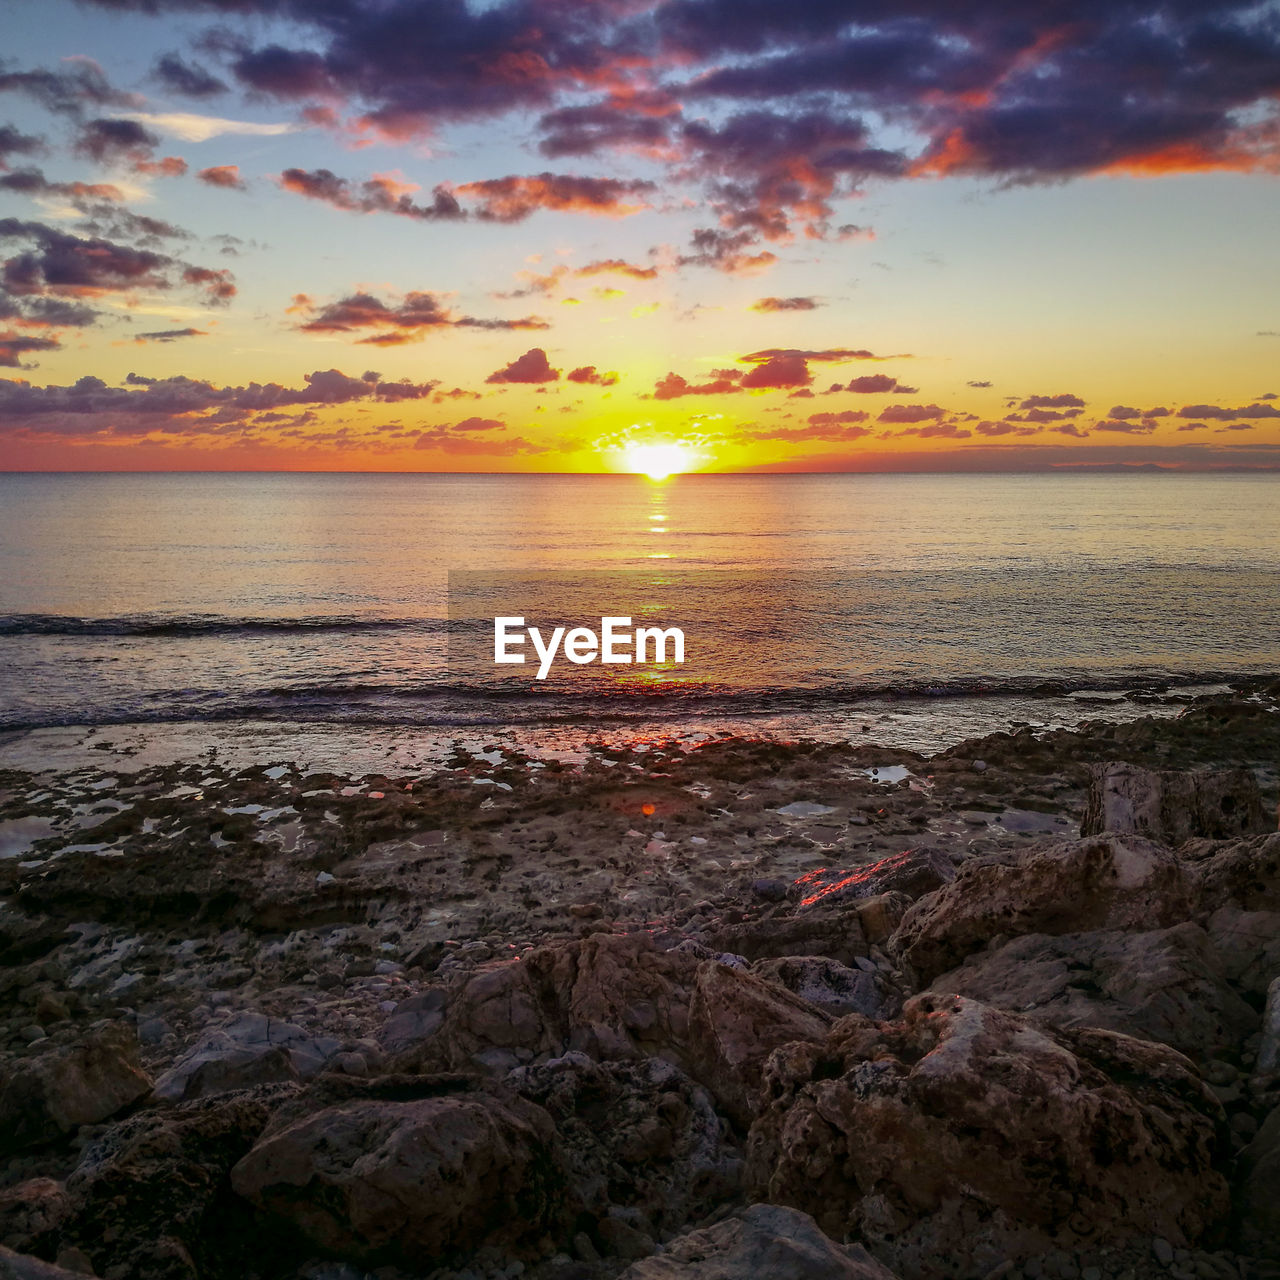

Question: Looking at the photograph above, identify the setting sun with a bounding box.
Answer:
[623,442,697,480]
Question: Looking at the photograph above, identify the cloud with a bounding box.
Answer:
[74,117,160,165]
[750,296,820,312]
[878,403,946,423]
[292,290,548,345]
[574,258,659,280]
[112,111,294,143]
[486,347,560,384]
[1093,418,1156,434]
[1178,401,1280,419]
[974,420,1036,437]
[567,365,618,386]
[279,168,463,221]
[135,326,206,342]
[889,421,972,439]
[967,380,993,388]
[840,374,915,394]
[65,0,1280,202]
[0,60,140,118]
[1019,392,1086,409]
[0,125,43,168]
[678,227,777,275]
[1108,404,1170,419]
[152,54,227,99]
[1,218,236,313]
[456,173,656,221]
[0,332,60,367]
[0,367,440,437]
[197,164,245,190]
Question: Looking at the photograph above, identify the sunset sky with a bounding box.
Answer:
[2,0,1279,472]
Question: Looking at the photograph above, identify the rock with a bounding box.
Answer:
[1203,908,1280,998]
[1081,764,1266,844]
[403,933,703,1075]
[751,878,791,903]
[891,835,1195,986]
[230,1091,567,1267]
[1257,976,1280,1076]
[851,894,912,947]
[702,913,869,966]
[376,988,447,1053]
[686,961,832,1126]
[0,1179,71,1256]
[927,924,1257,1062]
[152,1012,341,1101]
[507,1053,740,1243]
[1188,833,1280,915]
[617,1204,898,1280]
[0,1024,151,1154]
[0,1247,90,1280]
[794,849,956,909]
[745,995,1229,1280]
[1234,1102,1280,1258]
[64,1085,293,1280]
[754,955,894,1020]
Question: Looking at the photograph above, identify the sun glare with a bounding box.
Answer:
[623,442,695,480]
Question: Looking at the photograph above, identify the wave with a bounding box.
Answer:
[1,669,1270,732]
[0,613,450,638]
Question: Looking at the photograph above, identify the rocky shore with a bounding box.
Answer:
[0,687,1277,1280]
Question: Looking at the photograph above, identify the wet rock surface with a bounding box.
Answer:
[0,687,1276,1279]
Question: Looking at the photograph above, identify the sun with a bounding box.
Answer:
[623,442,696,480]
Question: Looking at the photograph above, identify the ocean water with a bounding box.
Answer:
[1,471,1278,749]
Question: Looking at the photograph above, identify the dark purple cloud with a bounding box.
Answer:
[1,219,236,311]
[0,367,440,437]
[879,402,945,423]
[135,327,207,342]
[0,125,43,168]
[1178,401,1280,419]
[0,60,140,118]
[153,53,227,98]
[486,347,560,384]
[279,168,464,221]
[0,332,59,367]
[292,290,549,345]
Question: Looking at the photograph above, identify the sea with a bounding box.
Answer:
[1,471,1278,766]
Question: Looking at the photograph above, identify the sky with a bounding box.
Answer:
[1,0,1279,473]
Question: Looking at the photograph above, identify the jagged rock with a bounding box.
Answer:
[745,995,1229,1280]
[793,849,956,909]
[686,962,832,1126]
[618,1204,898,1279]
[230,1091,568,1267]
[410,936,831,1126]
[1258,976,1280,1077]
[1082,763,1266,843]
[507,1053,741,1245]
[0,1180,70,1257]
[1235,1102,1280,1258]
[1187,832,1280,914]
[0,1024,150,1153]
[891,835,1194,985]
[64,1085,293,1280]
[0,1247,87,1280]
[376,988,447,1053]
[851,893,912,946]
[1204,908,1280,998]
[152,1012,342,1102]
[926,923,1257,1062]
[702,913,869,966]
[753,955,894,1019]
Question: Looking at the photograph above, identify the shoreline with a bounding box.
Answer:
[0,689,1276,1278]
